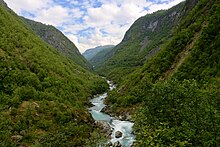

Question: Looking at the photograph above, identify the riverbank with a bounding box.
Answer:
[89,80,135,147]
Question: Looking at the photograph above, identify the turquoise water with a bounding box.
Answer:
[89,81,135,147]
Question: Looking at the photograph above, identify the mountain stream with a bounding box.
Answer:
[89,81,135,146]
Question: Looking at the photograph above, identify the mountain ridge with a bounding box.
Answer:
[0,1,108,146]
[0,0,219,146]
[89,46,115,69]
[83,45,115,61]
[105,0,219,146]
[0,0,91,70]
[95,1,187,82]
[21,17,92,70]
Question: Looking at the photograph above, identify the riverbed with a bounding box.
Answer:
[89,80,135,147]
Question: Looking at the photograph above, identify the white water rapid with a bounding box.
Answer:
[89,80,135,147]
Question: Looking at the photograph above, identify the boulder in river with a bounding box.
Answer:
[115,131,123,138]
[113,141,122,147]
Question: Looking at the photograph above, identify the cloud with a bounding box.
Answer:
[147,0,185,13]
[4,0,184,53]
[4,0,53,14]
[34,5,72,26]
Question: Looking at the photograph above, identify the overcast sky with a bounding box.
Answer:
[4,0,184,53]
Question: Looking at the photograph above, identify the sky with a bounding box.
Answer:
[4,0,184,53]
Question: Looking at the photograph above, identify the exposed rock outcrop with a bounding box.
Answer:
[113,141,122,147]
[95,121,112,137]
[115,131,123,138]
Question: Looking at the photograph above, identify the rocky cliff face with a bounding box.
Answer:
[95,0,202,83]
[104,0,219,146]
[95,2,186,82]
[0,0,6,6]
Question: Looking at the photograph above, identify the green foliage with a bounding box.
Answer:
[103,0,219,146]
[83,45,115,61]
[21,17,92,70]
[114,0,219,90]
[96,2,185,83]
[134,79,220,146]
[0,100,103,146]
[0,3,108,146]
[89,45,115,69]
[174,2,220,81]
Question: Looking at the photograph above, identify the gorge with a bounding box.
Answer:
[89,81,135,146]
[0,0,219,146]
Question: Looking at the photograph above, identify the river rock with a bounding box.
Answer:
[106,141,112,147]
[115,131,123,138]
[95,121,112,137]
[113,141,122,147]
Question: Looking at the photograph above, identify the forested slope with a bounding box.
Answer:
[0,2,108,146]
[96,2,186,82]
[89,46,115,69]
[22,18,92,70]
[83,45,114,61]
[106,0,220,146]
[0,0,91,70]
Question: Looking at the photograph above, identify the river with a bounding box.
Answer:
[89,80,135,147]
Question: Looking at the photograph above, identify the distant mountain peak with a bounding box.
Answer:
[82,45,115,61]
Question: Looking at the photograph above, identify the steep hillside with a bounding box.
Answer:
[90,46,115,69]
[106,0,219,146]
[0,2,108,146]
[22,18,92,70]
[83,45,114,61]
[96,2,186,82]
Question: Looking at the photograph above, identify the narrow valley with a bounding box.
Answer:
[0,0,219,146]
